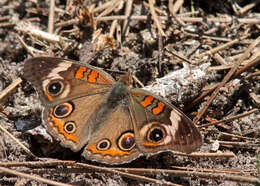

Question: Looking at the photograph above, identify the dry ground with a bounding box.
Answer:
[0,0,260,185]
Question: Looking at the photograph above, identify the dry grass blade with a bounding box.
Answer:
[170,151,235,158]
[195,35,249,59]
[112,167,260,184]
[165,46,196,64]
[210,140,259,149]
[148,0,166,37]
[0,78,22,102]
[97,0,122,18]
[0,166,73,186]
[193,36,260,124]
[237,0,260,15]
[0,104,9,116]
[171,166,256,174]
[75,162,179,186]
[48,0,55,34]
[0,124,37,159]
[198,108,259,128]
[179,16,260,24]
[169,0,184,15]
[235,54,260,76]
[0,160,75,168]
[122,0,133,37]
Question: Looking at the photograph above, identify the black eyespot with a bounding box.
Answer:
[53,102,73,118]
[97,139,111,150]
[64,122,76,134]
[148,127,164,142]
[118,132,135,151]
[47,81,63,95]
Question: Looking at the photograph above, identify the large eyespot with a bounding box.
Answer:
[53,102,73,118]
[47,80,64,96]
[117,132,135,151]
[147,126,165,143]
[97,139,111,151]
[64,121,76,134]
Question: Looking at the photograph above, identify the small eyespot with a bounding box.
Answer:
[97,139,111,151]
[53,102,73,118]
[118,132,135,151]
[147,127,165,142]
[47,81,64,96]
[64,121,76,134]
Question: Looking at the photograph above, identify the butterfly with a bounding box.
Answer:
[23,56,202,164]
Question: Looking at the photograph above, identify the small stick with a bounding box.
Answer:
[171,166,256,174]
[0,166,72,186]
[113,167,260,184]
[184,31,232,42]
[184,84,217,111]
[235,54,260,76]
[122,0,133,37]
[23,166,260,185]
[16,34,36,56]
[210,140,260,149]
[165,46,196,65]
[219,132,259,141]
[55,18,79,28]
[16,22,71,44]
[75,162,179,186]
[249,92,260,105]
[55,15,260,25]
[0,78,22,102]
[148,0,166,37]
[237,0,260,15]
[0,16,10,22]
[0,160,76,168]
[0,22,15,28]
[170,151,235,158]
[179,16,260,24]
[208,65,232,71]
[48,0,55,34]
[93,0,115,13]
[193,36,260,124]
[195,35,249,59]
[109,20,118,38]
[97,0,121,18]
[158,32,163,76]
[169,0,184,15]
[0,104,9,116]
[132,75,144,88]
[198,108,259,128]
[143,1,167,16]
[0,124,37,159]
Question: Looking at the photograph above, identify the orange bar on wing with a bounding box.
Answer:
[87,145,130,156]
[143,142,158,147]
[75,66,87,79]
[49,112,79,143]
[45,92,53,101]
[88,70,99,83]
[153,102,165,115]
[140,96,154,107]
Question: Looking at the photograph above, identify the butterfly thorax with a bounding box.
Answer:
[107,82,128,108]
[87,82,129,137]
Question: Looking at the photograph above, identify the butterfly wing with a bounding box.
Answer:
[24,57,115,107]
[24,57,115,151]
[129,88,203,154]
[82,104,141,164]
